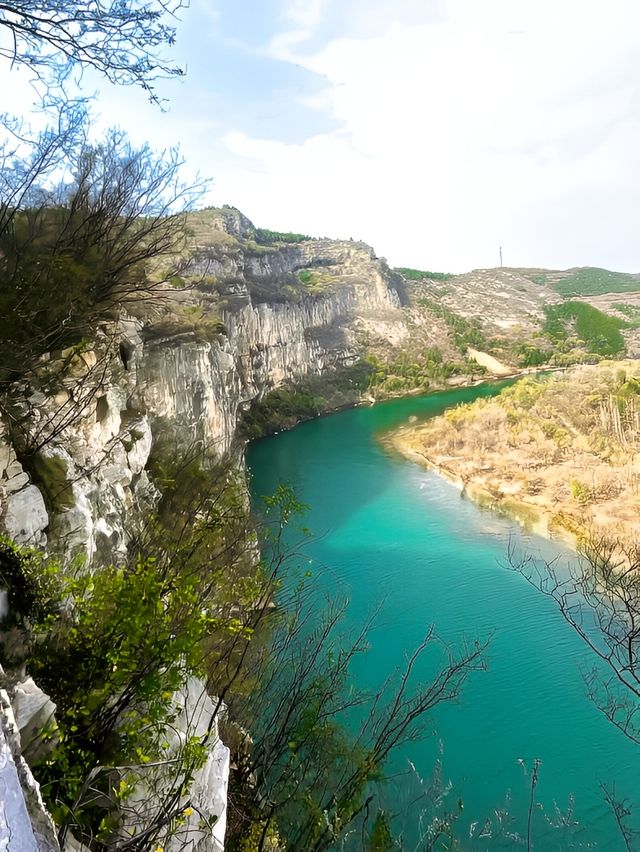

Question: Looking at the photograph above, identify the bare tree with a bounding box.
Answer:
[226,584,488,851]
[510,534,640,744]
[0,112,204,386]
[0,0,186,103]
[509,532,640,848]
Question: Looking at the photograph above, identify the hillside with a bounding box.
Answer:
[147,212,640,401]
[386,362,640,545]
[393,264,640,378]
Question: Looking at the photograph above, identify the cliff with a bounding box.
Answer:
[0,208,407,562]
[0,208,408,850]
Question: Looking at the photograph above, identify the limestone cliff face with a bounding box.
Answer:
[0,210,407,850]
[0,210,405,561]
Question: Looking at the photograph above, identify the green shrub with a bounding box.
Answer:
[30,556,218,830]
[570,479,593,504]
[0,537,61,635]
[240,387,323,438]
[253,228,311,245]
[395,267,454,281]
[417,298,489,352]
[516,344,550,367]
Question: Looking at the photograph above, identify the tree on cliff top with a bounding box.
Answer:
[0,0,186,104]
[0,116,203,387]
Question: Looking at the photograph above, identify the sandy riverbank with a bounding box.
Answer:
[383,363,640,550]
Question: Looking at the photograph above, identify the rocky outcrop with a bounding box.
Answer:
[0,210,407,850]
[0,684,60,852]
[0,218,405,561]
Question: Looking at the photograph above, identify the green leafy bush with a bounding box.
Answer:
[254,228,312,245]
[395,267,454,281]
[0,537,60,638]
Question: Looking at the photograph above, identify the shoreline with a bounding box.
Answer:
[384,429,581,552]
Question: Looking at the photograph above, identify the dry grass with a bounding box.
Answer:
[388,361,640,543]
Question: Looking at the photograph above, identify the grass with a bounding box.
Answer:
[543,301,627,356]
[553,267,640,297]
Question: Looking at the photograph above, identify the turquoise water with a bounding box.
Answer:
[246,384,639,850]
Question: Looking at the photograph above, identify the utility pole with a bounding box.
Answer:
[499,246,503,268]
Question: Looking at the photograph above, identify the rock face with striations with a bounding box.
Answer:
[0,209,406,561]
[0,209,407,850]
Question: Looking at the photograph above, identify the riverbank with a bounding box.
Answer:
[383,362,640,549]
[247,372,640,849]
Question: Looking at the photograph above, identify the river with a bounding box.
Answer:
[246,382,639,850]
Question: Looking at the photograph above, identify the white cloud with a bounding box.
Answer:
[269,0,329,61]
[210,0,640,272]
[1,0,639,273]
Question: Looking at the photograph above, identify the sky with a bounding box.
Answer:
[3,0,640,273]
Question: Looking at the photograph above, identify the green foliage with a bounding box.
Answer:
[570,479,593,505]
[616,375,640,399]
[2,451,268,846]
[515,343,550,367]
[30,556,217,827]
[293,267,335,293]
[254,228,312,245]
[499,376,548,410]
[417,298,490,352]
[0,537,60,627]
[553,267,640,297]
[394,267,454,281]
[543,301,626,357]
[240,366,374,438]
[529,273,549,286]
[241,388,323,438]
[612,302,640,326]
[365,348,478,394]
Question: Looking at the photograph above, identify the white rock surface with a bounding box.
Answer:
[3,487,48,548]
[0,220,407,850]
[0,690,60,851]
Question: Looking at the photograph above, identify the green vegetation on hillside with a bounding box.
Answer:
[543,301,627,357]
[553,267,640,297]
[254,228,312,245]
[612,302,640,323]
[395,267,454,281]
[417,298,490,352]
[365,349,484,394]
[295,268,336,292]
